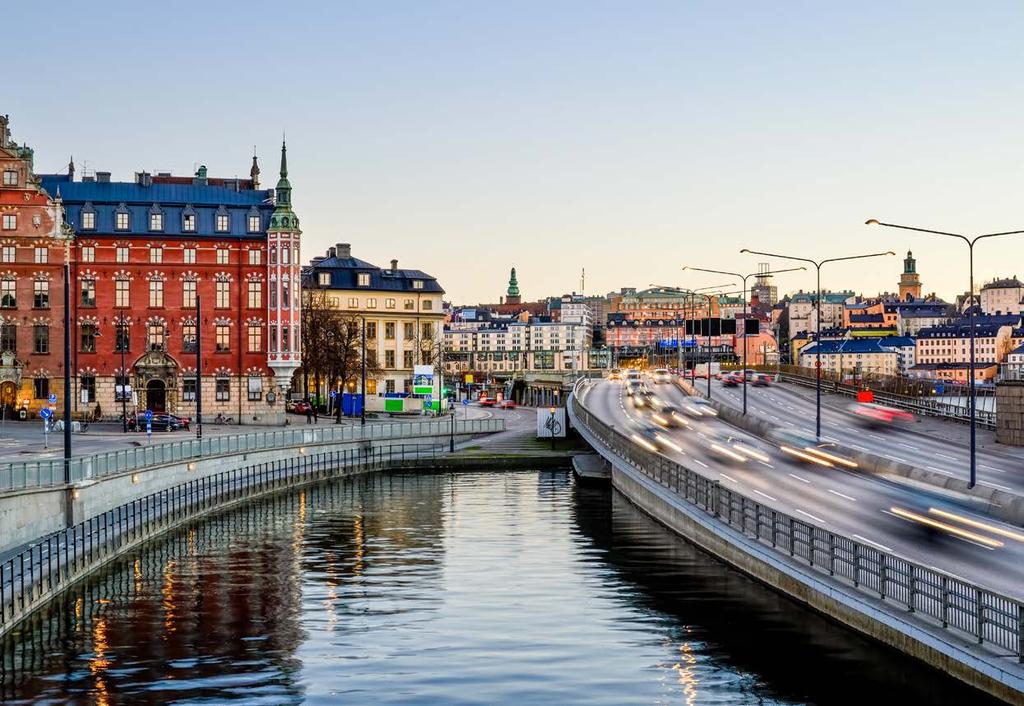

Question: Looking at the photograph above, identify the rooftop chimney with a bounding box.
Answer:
[337,243,351,258]
[327,246,337,258]
[135,171,152,187]
[96,171,111,183]
[391,259,398,271]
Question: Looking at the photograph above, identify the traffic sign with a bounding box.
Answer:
[48,393,57,405]
[144,409,153,421]
[424,395,432,406]
[462,399,469,406]
[39,408,52,420]
[329,390,336,398]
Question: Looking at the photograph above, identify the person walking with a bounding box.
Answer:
[313,405,318,424]
[306,406,313,424]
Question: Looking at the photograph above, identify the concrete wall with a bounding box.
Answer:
[997,380,1024,446]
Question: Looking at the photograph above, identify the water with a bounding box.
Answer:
[0,471,1003,705]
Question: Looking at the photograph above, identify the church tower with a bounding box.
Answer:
[506,267,521,305]
[899,250,922,301]
[266,140,302,400]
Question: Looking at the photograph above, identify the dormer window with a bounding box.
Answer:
[357,272,370,287]
[215,208,229,233]
[318,272,330,286]
[182,205,197,232]
[2,170,16,186]
[80,204,96,230]
[247,209,261,233]
[149,212,163,231]
[412,280,424,290]
[115,209,130,231]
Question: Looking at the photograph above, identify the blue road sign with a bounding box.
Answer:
[144,409,153,421]
[425,395,432,405]
[462,399,469,406]
[39,408,52,420]
[329,390,336,398]
[48,393,57,405]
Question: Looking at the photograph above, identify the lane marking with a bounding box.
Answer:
[827,489,857,502]
[753,489,777,502]
[980,464,1006,474]
[898,443,920,451]
[720,473,739,484]
[925,466,954,476]
[787,473,811,484]
[935,453,957,461]
[852,534,892,552]
[693,459,709,469]
[795,508,826,524]
[979,480,1013,492]
[887,455,910,464]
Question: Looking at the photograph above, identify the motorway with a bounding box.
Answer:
[581,378,1024,599]
[711,381,1024,495]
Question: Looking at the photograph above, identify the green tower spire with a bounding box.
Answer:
[507,267,520,297]
[268,139,299,232]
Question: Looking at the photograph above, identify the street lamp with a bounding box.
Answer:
[740,248,895,439]
[683,266,805,415]
[865,219,1024,488]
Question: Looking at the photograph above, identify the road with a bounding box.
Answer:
[710,380,1024,495]
[580,379,1024,599]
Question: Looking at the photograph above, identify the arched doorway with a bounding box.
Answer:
[146,379,166,413]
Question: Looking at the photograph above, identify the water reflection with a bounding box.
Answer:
[0,471,1006,705]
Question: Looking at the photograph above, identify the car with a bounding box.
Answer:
[479,396,496,407]
[608,368,622,381]
[704,431,771,464]
[766,428,858,468]
[127,412,182,432]
[721,372,740,387]
[499,399,518,409]
[169,413,191,430]
[848,402,913,427]
[752,373,773,387]
[288,400,312,415]
[652,368,671,384]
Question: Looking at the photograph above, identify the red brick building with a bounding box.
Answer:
[0,115,69,417]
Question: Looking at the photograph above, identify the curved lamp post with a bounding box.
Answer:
[740,248,895,439]
[683,265,805,415]
[865,219,1024,488]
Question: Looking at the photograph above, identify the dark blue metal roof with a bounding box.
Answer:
[303,254,444,294]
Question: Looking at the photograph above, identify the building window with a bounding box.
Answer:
[366,321,377,339]
[33,280,49,309]
[422,322,433,340]
[149,213,163,231]
[115,325,130,352]
[216,214,229,232]
[357,272,370,287]
[34,247,47,263]
[116,246,129,263]
[281,246,290,265]
[269,283,277,308]
[33,324,49,354]
[404,299,415,310]
[367,297,377,309]
[2,215,16,230]
[116,212,129,230]
[247,281,262,308]
[115,279,130,307]
[248,214,261,232]
[215,377,230,401]
[215,324,230,351]
[1,245,13,263]
[216,248,229,265]
[182,279,196,308]
[149,246,162,263]
[385,298,396,309]
[247,323,262,352]
[183,247,196,264]
[403,350,414,368]
[182,321,197,352]
[385,322,395,340]
[183,376,197,401]
[385,379,395,394]
[216,280,230,308]
[80,323,97,353]
[183,213,196,232]
[148,324,165,351]
[80,245,94,262]
[282,281,290,309]
[33,378,49,400]
[248,249,261,265]
[403,322,414,339]
[282,325,290,352]
[269,247,277,265]
[346,297,357,308]
[149,279,164,308]
[0,323,15,353]
[81,211,95,230]
[422,299,433,311]
[2,170,17,186]
[269,325,277,352]
[385,350,396,368]
[318,272,330,286]
[247,375,262,401]
[412,280,424,290]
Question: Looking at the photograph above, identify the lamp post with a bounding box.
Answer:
[63,257,71,483]
[119,318,128,433]
[195,295,202,440]
[360,315,367,426]
[683,266,805,415]
[741,248,895,439]
[865,219,1024,489]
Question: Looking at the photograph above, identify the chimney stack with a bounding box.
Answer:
[337,243,351,258]
[391,259,398,272]
[327,246,336,258]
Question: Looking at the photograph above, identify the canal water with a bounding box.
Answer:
[0,471,1003,705]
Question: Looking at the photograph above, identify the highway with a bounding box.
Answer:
[580,378,1024,599]
[711,380,1024,495]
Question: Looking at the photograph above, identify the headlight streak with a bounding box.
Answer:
[889,507,1004,548]
[779,445,833,467]
[928,508,1024,543]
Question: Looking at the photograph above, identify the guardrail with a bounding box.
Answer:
[0,418,505,493]
[569,379,1023,661]
[0,442,447,638]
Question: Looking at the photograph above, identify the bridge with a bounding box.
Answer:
[569,375,1024,704]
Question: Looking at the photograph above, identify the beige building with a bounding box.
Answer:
[980,277,1024,316]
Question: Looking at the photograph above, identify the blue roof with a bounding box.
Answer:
[39,174,275,239]
[877,336,916,348]
[918,323,1009,338]
[800,339,895,355]
[303,252,444,294]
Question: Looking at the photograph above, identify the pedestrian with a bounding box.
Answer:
[306,406,313,425]
[313,405,318,423]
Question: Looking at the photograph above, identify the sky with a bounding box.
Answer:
[8,1,1024,304]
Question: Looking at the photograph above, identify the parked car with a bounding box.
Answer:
[288,400,312,415]
[169,413,191,430]
[127,412,182,432]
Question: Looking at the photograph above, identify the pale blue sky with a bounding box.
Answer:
[8,1,1024,303]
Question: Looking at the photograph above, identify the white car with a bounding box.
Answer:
[652,368,671,384]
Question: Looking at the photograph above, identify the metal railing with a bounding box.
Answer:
[0,418,504,493]
[569,380,1024,660]
[0,442,447,638]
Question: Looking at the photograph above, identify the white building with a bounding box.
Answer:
[980,277,1024,316]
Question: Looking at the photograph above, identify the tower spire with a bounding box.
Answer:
[279,137,288,178]
[250,146,260,189]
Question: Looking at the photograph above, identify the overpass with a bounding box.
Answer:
[569,377,1024,703]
